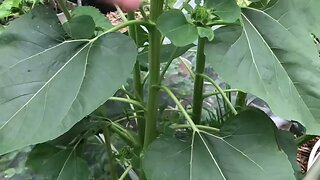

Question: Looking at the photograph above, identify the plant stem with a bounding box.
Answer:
[128,12,145,146]
[143,0,164,150]
[56,0,71,21]
[103,127,118,180]
[199,74,238,115]
[93,20,155,41]
[170,124,219,133]
[180,58,195,79]
[202,89,242,99]
[108,97,146,111]
[192,37,206,124]
[119,165,133,180]
[235,92,247,110]
[158,85,198,132]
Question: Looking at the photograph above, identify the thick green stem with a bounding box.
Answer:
[235,92,247,110]
[143,0,164,150]
[103,127,118,180]
[128,12,145,146]
[56,0,71,21]
[192,37,206,124]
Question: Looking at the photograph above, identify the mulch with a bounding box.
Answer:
[297,137,320,174]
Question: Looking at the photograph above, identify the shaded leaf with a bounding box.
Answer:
[157,10,198,47]
[63,15,95,39]
[205,2,320,134]
[143,109,295,180]
[0,6,137,155]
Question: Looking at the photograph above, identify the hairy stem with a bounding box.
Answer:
[192,37,206,124]
[143,0,164,150]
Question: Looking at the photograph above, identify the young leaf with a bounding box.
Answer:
[71,6,113,30]
[27,144,89,180]
[205,1,320,135]
[63,15,95,39]
[157,10,198,47]
[0,6,137,155]
[143,109,295,180]
[204,0,241,23]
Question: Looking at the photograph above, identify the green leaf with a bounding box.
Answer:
[143,109,295,180]
[197,26,214,41]
[137,43,195,66]
[0,6,137,155]
[293,0,320,37]
[205,0,241,23]
[157,10,198,47]
[63,15,95,39]
[27,144,89,180]
[205,2,320,135]
[72,6,113,30]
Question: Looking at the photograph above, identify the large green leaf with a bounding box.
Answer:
[205,1,320,134]
[0,7,137,155]
[27,144,89,180]
[293,0,320,37]
[143,109,295,180]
